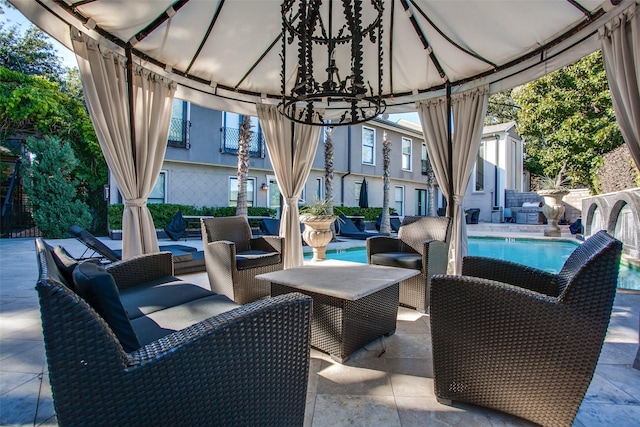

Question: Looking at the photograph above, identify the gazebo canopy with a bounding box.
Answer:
[10,0,639,273]
[9,0,633,115]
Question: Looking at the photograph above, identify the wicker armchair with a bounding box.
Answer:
[35,239,312,426]
[430,230,622,426]
[367,216,451,312]
[201,216,285,304]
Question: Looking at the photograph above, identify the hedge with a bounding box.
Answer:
[108,204,276,230]
[108,204,394,230]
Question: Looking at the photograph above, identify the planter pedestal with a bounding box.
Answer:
[300,215,335,261]
[538,190,569,237]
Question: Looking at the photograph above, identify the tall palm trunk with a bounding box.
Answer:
[380,131,391,235]
[324,126,336,237]
[236,116,251,217]
[424,156,437,216]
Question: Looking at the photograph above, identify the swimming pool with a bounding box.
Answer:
[304,237,640,291]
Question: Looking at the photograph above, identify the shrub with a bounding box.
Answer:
[108,203,277,230]
[21,136,92,238]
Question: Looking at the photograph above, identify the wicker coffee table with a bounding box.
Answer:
[257,263,419,362]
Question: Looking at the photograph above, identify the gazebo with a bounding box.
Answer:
[9,0,639,273]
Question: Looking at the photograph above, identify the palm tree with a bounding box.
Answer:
[324,126,336,238]
[235,116,251,217]
[380,131,391,235]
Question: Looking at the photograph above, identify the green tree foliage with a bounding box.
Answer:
[485,89,519,125]
[0,67,71,140]
[21,136,92,238]
[0,15,109,233]
[513,51,623,190]
[0,66,108,231]
[0,22,64,83]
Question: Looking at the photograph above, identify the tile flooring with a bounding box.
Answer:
[1,237,639,426]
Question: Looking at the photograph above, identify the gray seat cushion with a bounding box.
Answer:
[131,294,240,345]
[236,250,281,270]
[119,276,215,320]
[170,250,193,263]
[370,252,422,270]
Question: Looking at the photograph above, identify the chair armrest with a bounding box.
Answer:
[250,236,284,254]
[204,240,236,270]
[422,240,448,277]
[461,256,560,297]
[122,292,313,425]
[106,252,174,290]
[430,275,561,349]
[366,236,402,260]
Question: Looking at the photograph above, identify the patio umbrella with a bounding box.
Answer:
[359,179,369,209]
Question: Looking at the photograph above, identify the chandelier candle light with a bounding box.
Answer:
[279,0,386,126]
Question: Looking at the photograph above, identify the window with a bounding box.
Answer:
[355,181,362,206]
[394,186,404,216]
[267,176,280,209]
[315,177,323,201]
[402,137,412,171]
[362,126,375,165]
[148,171,166,204]
[168,100,190,148]
[421,143,429,175]
[475,141,485,192]
[229,177,255,207]
[222,112,264,157]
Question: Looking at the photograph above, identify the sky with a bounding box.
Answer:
[2,5,421,125]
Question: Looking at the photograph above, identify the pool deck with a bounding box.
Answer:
[1,224,639,426]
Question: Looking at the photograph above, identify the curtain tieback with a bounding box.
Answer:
[285,197,298,207]
[453,195,465,204]
[124,198,147,208]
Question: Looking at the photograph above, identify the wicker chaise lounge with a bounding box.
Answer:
[35,238,312,426]
[430,230,622,426]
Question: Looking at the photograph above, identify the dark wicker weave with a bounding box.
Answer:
[201,216,285,304]
[430,230,622,427]
[367,216,451,312]
[271,282,399,363]
[35,239,312,427]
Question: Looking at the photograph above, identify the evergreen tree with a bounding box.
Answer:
[21,136,92,238]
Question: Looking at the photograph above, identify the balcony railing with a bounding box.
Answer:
[421,159,430,175]
[168,117,190,148]
[221,127,264,158]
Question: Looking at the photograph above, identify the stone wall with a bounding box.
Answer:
[583,188,640,260]
[598,145,640,193]
[504,190,542,208]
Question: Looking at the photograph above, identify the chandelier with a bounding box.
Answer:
[279,0,386,126]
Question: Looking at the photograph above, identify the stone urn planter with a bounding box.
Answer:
[300,214,336,261]
[537,189,569,237]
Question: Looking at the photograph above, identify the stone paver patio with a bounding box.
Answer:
[1,233,639,426]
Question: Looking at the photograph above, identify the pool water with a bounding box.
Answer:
[304,237,640,291]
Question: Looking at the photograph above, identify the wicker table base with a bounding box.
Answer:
[259,264,418,362]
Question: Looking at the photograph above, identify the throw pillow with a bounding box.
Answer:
[73,262,141,352]
[51,245,79,290]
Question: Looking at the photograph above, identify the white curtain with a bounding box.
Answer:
[256,104,321,269]
[601,2,640,170]
[416,97,450,214]
[72,31,176,258]
[417,86,489,274]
